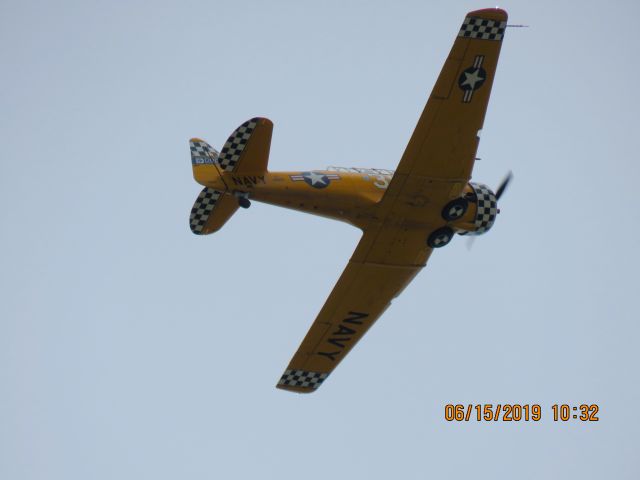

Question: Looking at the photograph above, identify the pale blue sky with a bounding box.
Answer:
[2,0,639,478]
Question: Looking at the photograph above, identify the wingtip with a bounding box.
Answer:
[276,368,329,393]
[467,7,508,21]
[275,384,317,394]
[250,117,273,127]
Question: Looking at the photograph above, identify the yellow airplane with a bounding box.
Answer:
[189,7,512,393]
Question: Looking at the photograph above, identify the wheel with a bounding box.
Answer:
[427,227,454,248]
[238,197,251,209]
[441,198,469,221]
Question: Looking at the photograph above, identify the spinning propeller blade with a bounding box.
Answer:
[495,171,513,200]
[466,236,476,250]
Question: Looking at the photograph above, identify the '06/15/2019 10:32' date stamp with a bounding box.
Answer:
[444,404,600,422]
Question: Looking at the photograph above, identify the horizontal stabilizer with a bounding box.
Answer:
[218,117,273,173]
[189,187,239,235]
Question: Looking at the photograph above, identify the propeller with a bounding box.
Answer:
[495,170,513,201]
[466,171,513,250]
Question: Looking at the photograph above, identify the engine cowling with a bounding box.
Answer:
[459,182,498,236]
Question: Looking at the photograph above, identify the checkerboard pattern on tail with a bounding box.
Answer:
[217,118,259,172]
[278,369,329,390]
[189,139,219,165]
[458,16,506,41]
[189,187,222,234]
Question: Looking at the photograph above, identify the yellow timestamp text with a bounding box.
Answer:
[444,404,600,422]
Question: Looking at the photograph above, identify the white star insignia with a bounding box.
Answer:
[305,172,327,186]
[461,69,485,89]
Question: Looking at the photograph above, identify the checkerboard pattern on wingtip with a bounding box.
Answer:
[190,139,219,165]
[465,182,498,235]
[217,119,259,172]
[189,187,222,234]
[458,17,507,41]
[277,369,329,391]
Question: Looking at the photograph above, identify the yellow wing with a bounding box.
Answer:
[276,224,432,393]
[380,8,508,215]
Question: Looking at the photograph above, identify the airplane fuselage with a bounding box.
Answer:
[202,168,479,231]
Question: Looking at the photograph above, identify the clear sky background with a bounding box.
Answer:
[2,0,639,478]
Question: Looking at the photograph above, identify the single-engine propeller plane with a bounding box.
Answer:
[188,8,512,393]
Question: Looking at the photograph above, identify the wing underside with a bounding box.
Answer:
[380,8,508,214]
[277,226,431,393]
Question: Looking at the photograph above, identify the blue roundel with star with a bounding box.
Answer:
[302,171,331,188]
[289,171,341,189]
[458,66,486,92]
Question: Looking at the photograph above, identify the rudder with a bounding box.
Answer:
[190,138,222,186]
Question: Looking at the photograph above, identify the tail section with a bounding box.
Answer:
[189,140,235,235]
[188,117,273,235]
